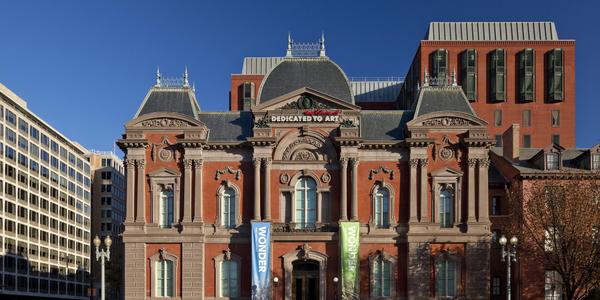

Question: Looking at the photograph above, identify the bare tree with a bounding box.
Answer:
[506,180,600,300]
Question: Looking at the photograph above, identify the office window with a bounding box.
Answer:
[551,110,560,127]
[494,110,503,127]
[439,187,454,228]
[155,260,174,297]
[5,109,16,125]
[523,135,532,148]
[436,257,459,297]
[18,119,28,133]
[30,126,39,141]
[546,49,564,102]
[522,110,532,127]
[461,49,477,100]
[546,153,559,170]
[430,49,449,83]
[294,177,317,229]
[519,49,535,101]
[489,49,506,102]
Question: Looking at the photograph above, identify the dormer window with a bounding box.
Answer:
[592,153,600,170]
[546,153,559,170]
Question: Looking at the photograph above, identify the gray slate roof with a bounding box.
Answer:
[136,88,200,119]
[360,111,413,140]
[197,112,253,142]
[491,147,590,173]
[414,86,475,117]
[351,80,403,103]
[258,58,354,104]
[426,22,559,41]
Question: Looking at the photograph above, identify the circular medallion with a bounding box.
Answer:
[279,173,290,184]
[297,96,313,109]
[439,147,453,161]
[159,149,173,161]
[321,172,331,183]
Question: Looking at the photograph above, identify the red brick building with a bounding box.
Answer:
[117,22,594,300]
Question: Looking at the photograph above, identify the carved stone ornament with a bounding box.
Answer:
[280,173,290,184]
[368,166,395,180]
[140,118,191,128]
[224,248,232,261]
[467,158,478,168]
[292,150,317,161]
[422,117,474,127]
[215,167,242,180]
[299,243,312,260]
[439,147,454,161]
[409,159,420,168]
[282,136,324,161]
[159,149,173,161]
[478,158,491,168]
[280,95,333,110]
[320,172,331,184]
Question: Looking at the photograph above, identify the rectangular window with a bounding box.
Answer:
[488,49,506,102]
[436,258,458,297]
[592,154,600,170]
[461,49,477,100]
[372,259,392,297]
[18,119,28,133]
[523,135,532,148]
[495,135,502,147]
[156,260,174,297]
[551,110,560,127]
[220,260,239,297]
[494,110,503,127]
[430,49,449,84]
[552,135,560,145]
[491,196,501,216]
[5,109,16,125]
[545,270,562,300]
[546,49,564,102]
[546,153,559,170]
[519,49,535,102]
[522,110,532,127]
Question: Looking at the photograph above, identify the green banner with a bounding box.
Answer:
[340,221,360,300]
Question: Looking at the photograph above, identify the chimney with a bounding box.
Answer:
[502,124,520,162]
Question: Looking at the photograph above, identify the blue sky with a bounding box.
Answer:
[0,0,598,151]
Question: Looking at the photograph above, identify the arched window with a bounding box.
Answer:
[439,188,453,228]
[220,187,236,228]
[435,256,459,297]
[374,186,390,228]
[295,177,317,229]
[220,260,239,297]
[156,259,174,297]
[159,188,174,228]
[372,257,392,297]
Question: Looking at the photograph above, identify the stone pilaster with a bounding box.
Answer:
[253,158,262,220]
[263,158,272,220]
[339,157,348,221]
[193,159,204,223]
[135,159,146,223]
[419,158,430,222]
[181,243,204,299]
[183,159,193,223]
[350,158,359,221]
[125,159,136,223]
[124,243,146,300]
[467,158,477,223]
[478,158,490,224]
[409,159,419,223]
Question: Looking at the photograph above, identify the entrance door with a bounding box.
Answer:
[292,260,319,300]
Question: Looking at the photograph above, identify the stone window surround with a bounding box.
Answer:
[368,180,397,231]
[149,249,179,299]
[214,180,242,229]
[213,250,242,300]
[431,170,463,228]
[281,246,328,300]
[149,169,181,228]
[278,170,331,225]
[368,250,398,299]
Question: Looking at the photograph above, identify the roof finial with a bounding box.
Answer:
[183,66,189,87]
[286,32,293,57]
[192,82,196,92]
[424,70,430,87]
[319,31,326,57]
[451,68,457,86]
[155,66,161,87]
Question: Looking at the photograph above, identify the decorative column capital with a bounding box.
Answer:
[136,159,146,169]
[253,158,262,167]
[183,159,194,169]
[349,157,359,168]
[478,158,490,168]
[467,158,478,168]
[125,159,136,169]
[409,158,420,168]
[193,159,204,169]
[263,157,272,168]
[419,158,429,167]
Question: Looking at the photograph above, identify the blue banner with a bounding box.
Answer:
[251,222,271,300]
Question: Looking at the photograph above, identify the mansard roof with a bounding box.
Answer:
[135,86,201,119]
[426,22,559,41]
[257,57,354,104]
[413,86,476,117]
[197,111,252,142]
[360,110,413,141]
[491,147,597,175]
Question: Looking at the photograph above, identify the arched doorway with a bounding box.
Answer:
[292,260,319,300]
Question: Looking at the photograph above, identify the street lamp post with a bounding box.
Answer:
[499,235,518,300]
[93,235,112,300]
[333,276,339,300]
[273,276,279,300]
